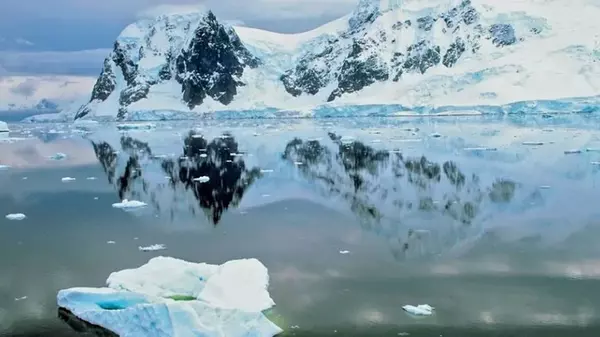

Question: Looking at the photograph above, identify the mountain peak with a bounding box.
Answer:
[74,0,600,121]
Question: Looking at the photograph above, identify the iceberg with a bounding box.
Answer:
[57,257,282,337]
[402,304,435,316]
[5,213,26,221]
[0,121,8,133]
[112,199,148,209]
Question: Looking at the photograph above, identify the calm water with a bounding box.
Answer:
[2,116,600,336]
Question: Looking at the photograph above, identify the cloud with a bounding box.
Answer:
[0,49,109,76]
[9,78,37,97]
[14,38,33,46]
[136,3,209,19]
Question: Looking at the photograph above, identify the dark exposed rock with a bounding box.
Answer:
[90,58,116,101]
[489,23,517,46]
[175,11,259,109]
[403,41,441,74]
[417,16,436,31]
[443,37,466,67]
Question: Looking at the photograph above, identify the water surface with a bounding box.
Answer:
[2,116,600,336]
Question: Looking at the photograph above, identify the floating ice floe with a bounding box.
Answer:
[86,177,97,180]
[61,177,76,182]
[0,165,9,170]
[402,304,435,316]
[49,152,67,160]
[260,169,274,173]
[0,121,8,133]
[112,199,147,209]
[5,213,26,221]
[564,149,582,154]
[139,244,166,252]
[192,176,210,183]
[339,250,350,254]
[57,256,282,337]
[14,296,27,301]
[107,241,116,244]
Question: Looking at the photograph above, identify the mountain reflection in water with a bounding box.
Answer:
[282,132,520,260]
[92,130,262,225]
[88,128,530,261]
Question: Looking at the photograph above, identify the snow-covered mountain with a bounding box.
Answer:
[75,0,600,120]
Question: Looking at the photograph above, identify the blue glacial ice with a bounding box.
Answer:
[57,256,282,337]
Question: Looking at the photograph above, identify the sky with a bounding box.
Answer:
[0,0,358,77]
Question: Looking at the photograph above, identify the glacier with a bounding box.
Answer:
[57,256,282,337]
[61,0,600,121]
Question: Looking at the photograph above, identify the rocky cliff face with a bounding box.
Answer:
[75,11,259,120]
[281,0,521,102]
[74,0,597,120]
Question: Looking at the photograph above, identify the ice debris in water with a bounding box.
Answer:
[112,199,147,209]
[0,165,10,170]
[339,250,350,254]
[116,123,155,131]
[14,296,27,301]
[403,304,435,316]
[564,149,582,154]
[260,169,274,173]
[522,141,544,146]
[86,177,97,180]
[49,153,67,160]
[57,257,282,336]
[107,241,116,244]
[5,213,26,221]
[61,177,76,182]
[429,132,442,138]
[139,244,166,252]
[192,176,210,183]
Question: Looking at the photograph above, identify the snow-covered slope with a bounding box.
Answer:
[75,0,600,120]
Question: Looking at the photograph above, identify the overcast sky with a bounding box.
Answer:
[0,0,357,76]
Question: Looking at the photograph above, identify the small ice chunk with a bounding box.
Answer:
[61,177,76,182]
[86,177,97,180]
[0,121,8,133]
[294,161,303,165]
[138,244,166,252]
[403,304,434,316]
[192,176,210,183]
[429,132,442,138]
[199,153,208,158]
[260,169,274,173]
[522,141,544,146]
[564,149,582,154]
[14,296,27,301]
[539,185,551,189]
[112,199,147,209]
[591,162,600,165]
[5,213,26,221]
[463,147,497,152]
[0,165,10,170]
[339,250,350,254]
[107,241,116,244]
[49,152,67,160]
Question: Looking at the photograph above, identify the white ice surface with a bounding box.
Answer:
[5,213,26,221]
[57,257,281,337]
[112,199,148,209]
[403,304,435,316]
[0,121,8,132]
